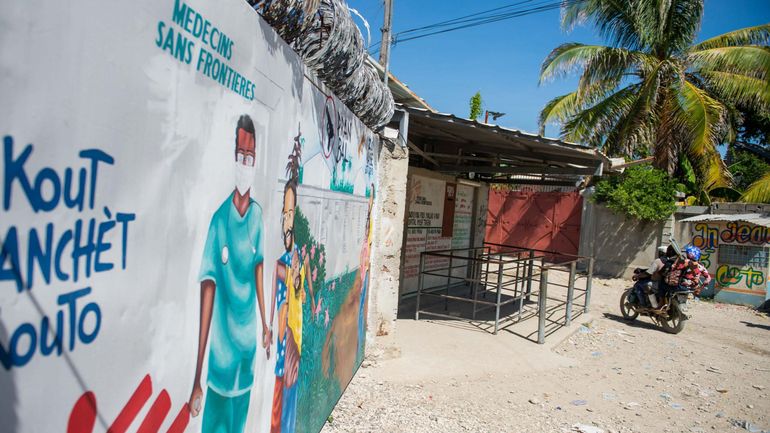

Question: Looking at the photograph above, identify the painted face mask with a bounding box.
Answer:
[235,161,255,195]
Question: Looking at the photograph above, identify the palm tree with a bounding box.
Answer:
[742,171,770,203]
[538,0,770,194]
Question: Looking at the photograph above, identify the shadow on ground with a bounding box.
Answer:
[398,281,587,344]
[602,312,666,333]
[740,320,770,331]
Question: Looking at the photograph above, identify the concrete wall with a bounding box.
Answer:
[711,202,770,214]
[473,184,489,248]
[579,199,712,278]
[581,200,668,278]
[367,139,409,342]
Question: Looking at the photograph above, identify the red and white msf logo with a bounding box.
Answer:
[67,374,190,433]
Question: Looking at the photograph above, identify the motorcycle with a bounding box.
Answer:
[618,239,698,334]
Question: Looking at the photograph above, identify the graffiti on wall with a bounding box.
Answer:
[690,222,769,297]
[694,222,770,249]
[720,222,770,245]
[715,265,766,290]
[692,223,719,250]
[0,1,378,432]
[699,247,716,270]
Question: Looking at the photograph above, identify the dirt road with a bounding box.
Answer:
[322,277,770,433]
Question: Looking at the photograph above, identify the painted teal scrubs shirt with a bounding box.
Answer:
[199,193,264,397]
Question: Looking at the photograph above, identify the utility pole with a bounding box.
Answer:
[379,0,393,86]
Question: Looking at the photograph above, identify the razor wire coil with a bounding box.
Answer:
[249,0,394,130]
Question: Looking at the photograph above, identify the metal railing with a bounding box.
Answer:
[413,242,595,344]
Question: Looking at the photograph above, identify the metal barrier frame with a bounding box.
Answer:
[414,242,595,343]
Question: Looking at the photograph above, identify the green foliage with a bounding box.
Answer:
[678,155,698,194]
[469,91,483,120]
[737,106,770,144]
[293,206,326,294]
[592,166,678,222]
[539,2,770,189]
[709,186,743,202]
[295,206,368,433]
[728,148,770,191]
[742,171,770,203]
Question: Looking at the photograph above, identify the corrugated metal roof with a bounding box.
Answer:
[405,106,596,151]
[403,106,613,176]
[680,213,770,227]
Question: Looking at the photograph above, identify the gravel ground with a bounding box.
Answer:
[321,277,770,433]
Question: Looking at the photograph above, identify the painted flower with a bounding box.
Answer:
[324,309,330,327]
[312,267,318,282]
[310,244,316,260]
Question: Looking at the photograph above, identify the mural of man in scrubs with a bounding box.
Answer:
[188,114,269,433]
[269,130,315,433]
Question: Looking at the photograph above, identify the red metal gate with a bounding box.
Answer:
[485,190,583,256]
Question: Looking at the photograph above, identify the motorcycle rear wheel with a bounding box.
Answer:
[620,289,639,321]
[660,300,686,334]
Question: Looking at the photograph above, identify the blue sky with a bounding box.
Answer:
[347,0,770,138]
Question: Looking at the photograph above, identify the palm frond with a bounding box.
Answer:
[693,23,770,50]
[539,78,625,135]
[703,149,733,189]
[741,171,770,203]
[603,63,663,156]
[540,43,656,90]
[651,0,703,56]
[676,80,726,157]
[541,44,615,83]
[699,70,770,111]
[674,80,732,187]
[562,84,639,146]
[561,0,643,50]
[539,92,581,135]
[722,102,743,145]
[689,46,770,81]
[577,48,657,92]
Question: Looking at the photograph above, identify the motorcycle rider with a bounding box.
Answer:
[636,245,676,307]
[647,245,676,280]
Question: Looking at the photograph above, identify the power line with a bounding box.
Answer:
[368,0,585,53]
[396,1,574,44]
[395,0,538,36]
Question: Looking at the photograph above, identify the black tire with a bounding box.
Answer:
[620,289,639,321]
[660,300,686,334]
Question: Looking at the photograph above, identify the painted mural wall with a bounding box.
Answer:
[0,1,377,433]
[690,221,770,306]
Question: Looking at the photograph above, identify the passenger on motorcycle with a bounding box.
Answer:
[647,245,676,281]
[664,245,711,296]
[680,245,711,295]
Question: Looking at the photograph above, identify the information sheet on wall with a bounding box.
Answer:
[0,1,378,433]
[402,175,475,294]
